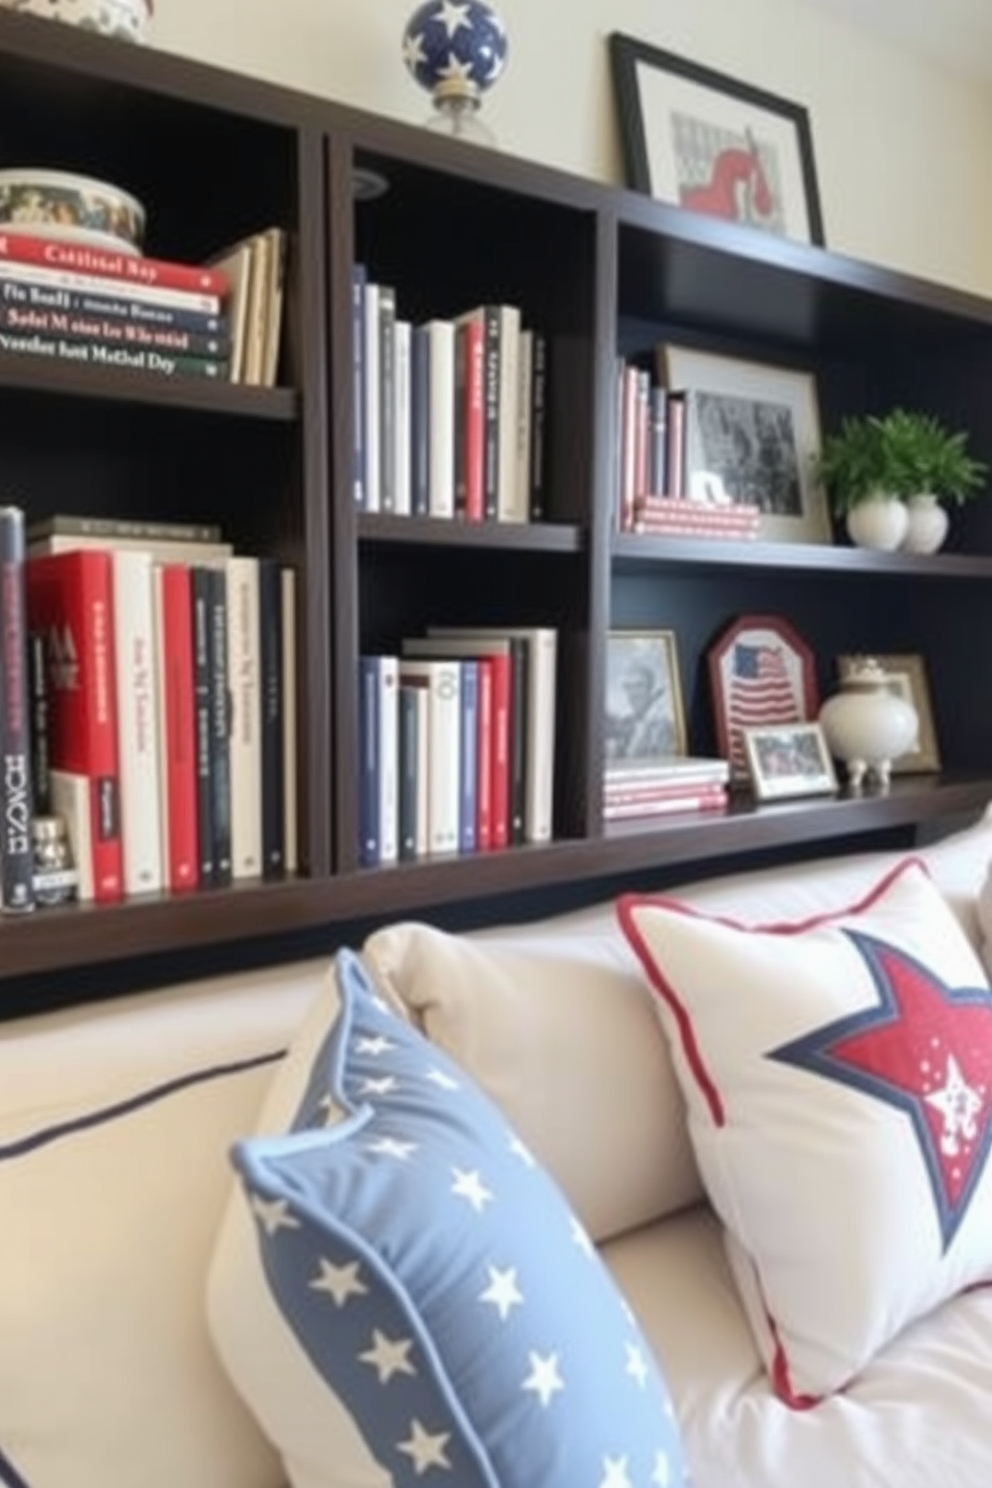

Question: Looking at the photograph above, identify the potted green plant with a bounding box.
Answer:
[816,408,987,553]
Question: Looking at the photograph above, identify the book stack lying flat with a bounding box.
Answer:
[603,754,730,822]
[0,228,234,380]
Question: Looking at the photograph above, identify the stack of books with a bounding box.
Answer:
[604,754,731,822]
[358,626,557,865]
[0,223,286,386]
[0,510,298,911]
[352,270,549,523]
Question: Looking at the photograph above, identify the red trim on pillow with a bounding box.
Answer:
[616,858,931,1127]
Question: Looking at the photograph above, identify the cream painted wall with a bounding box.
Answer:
[150,0,992,297]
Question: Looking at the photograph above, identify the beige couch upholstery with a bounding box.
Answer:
[4,806,992,1488]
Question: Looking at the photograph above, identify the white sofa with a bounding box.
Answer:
[5,808,992,1488]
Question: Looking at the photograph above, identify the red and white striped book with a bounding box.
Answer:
[0,230,230,297]
[604,783,728,821]
[631,495,760,539]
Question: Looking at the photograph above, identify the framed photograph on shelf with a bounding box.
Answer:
[608,32,825,246]
[656,343,831,545]
[605,629,688,765]
[837,653,941,773]
[743,722,838,801]
[708,613,819,780]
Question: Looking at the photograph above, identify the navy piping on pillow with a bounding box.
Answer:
[0,1443,30,1488]
[0,1049,283,1162]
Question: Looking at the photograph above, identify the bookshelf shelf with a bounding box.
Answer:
[1,7,992,1006]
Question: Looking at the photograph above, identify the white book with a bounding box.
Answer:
[514,327,534,523]
[0,257,221,314]
[205,236,254,383]
[378,654,399,865]
[27,533,233,561]
[260,226,287,389]
[280,566,298,875]
[111,549,163,895]
[428,625,557,844]
[48,769,94,902]
[425,318,455,518]
[363,281,381,513]
[409,683,430,858]
[397,658,461,856]
[225,555,262,879]
[393,318,412,516]
[494,304,523,521]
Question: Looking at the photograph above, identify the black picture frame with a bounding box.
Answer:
[609,32,825,247]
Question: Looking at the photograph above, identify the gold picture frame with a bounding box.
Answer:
[743,721,838,801]
[837,654,941,774]
[605,629,688,765]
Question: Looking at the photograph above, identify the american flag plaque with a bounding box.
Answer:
[708,613,819,781]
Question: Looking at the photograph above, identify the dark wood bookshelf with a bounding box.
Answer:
[1,7,991,1010]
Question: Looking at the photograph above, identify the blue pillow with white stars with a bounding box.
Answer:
[208,947,685,1488]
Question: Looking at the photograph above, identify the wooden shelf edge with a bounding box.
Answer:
[611,532,992,578]
[358,512,583,552]
[1,776,988,984]
[0,353,300,420]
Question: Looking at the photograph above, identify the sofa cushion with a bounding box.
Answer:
[362,921,702,1241]
[618,856,992,1405]
[0,960,327,1488]
[208,949,686,1488]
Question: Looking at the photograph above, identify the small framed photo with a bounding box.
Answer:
[837,653,941,774]
[656,343,831,545]
[743,722,838,801]
[609,33,824,247]
[605,629,688,765]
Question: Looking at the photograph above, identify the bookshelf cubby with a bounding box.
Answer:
[2,7,992,1004]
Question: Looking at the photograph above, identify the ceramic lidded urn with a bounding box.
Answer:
[818,657,919,789]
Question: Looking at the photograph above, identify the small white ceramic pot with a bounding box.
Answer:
[901,492,950,555]
[0,0,152,43]
[845,494,909,552]
[819,657,919,790]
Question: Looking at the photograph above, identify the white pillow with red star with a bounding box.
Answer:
[617,856,992,1405]
[208,949,685,1488]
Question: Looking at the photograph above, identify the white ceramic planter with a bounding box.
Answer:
[902,492,950,555]
[845,494,909,552]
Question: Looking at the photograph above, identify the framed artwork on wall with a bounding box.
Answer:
[605,629,688,766]
[609,32,825,247]
[656,343,831,545]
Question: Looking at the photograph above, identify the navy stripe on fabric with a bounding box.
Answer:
[0,1442,31,1488]
[0,1048,284,1162]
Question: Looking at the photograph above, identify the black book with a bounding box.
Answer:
[258,557,285,878]
[207,565,232,887]
[529,331,548,520]
[28,630,49,816]
[0,507,35,911]
[398,683,419,861]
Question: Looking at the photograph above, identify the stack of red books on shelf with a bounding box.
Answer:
[0,224,285,385]
[603,754,731,822]
[631,493,760,539]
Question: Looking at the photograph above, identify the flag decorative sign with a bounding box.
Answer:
[707,614,818,778]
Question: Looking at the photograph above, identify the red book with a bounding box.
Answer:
[25,548,124,902]
[155,563,199,892]
[0,229,230,298]
[454,314,485,521]
[485,650,511,850]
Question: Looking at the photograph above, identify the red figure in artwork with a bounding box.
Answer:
[680,129,774,227]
